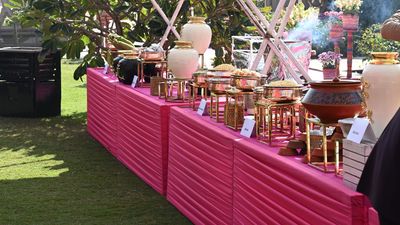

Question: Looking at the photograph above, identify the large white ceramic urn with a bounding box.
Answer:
[181,17,212,54]
[362,52,400,137]
[167,41,199,79]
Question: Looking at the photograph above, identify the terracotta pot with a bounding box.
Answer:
[362,52,400,137]
[301,80,363,123]
[181,17,212,55]
[342,14,359,31]
[329,24,343,40]
[167,41,199,79]
[322,68,337,80]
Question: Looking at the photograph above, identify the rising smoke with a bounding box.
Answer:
[287,12,330,50]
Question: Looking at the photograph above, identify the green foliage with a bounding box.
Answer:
[6,0,250,79]
[285,2,319,30]
[356,24,400,59]
[193,0,251,65]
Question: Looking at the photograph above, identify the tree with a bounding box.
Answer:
[6,0,250,80]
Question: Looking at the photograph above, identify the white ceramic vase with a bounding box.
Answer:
[167,41,199,79]
[181,17,212,55]
[362,52,400,137]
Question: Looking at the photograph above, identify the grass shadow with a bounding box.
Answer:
[0,113,191,225]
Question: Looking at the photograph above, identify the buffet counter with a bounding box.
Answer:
[87,68,378,225]
[167,107,241,225]
[87,68,188,195]
[167,107,370,225]
[87,68,119,157]
[234,139,365,225]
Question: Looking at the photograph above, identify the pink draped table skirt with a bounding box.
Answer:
[87,68,379,224]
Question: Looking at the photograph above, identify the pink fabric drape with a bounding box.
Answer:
[167,107,369,225]
[233,140,366,225]
[87,68,378,224]
[115,84,173,195]
[167,107,240,225]
[368,207,380,225]
[87,68,119,157]
[87,68,186,195]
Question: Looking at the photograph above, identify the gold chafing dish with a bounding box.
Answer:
[232,74,260,90]
[207,77,231,94]
[263,85,303,103]
[193,70,213,85]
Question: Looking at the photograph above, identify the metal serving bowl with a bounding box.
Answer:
[207,77,231,94]
[263,85,303,103]
[193,70,213,85]
[232,75,260,90]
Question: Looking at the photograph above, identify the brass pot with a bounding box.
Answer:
[232,75,260,90]
[263,85,303,103]
[207,78,231,94]
[301,80,363,123]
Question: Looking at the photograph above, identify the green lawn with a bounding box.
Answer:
[0,63,191,225]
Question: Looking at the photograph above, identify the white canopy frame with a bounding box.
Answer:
[150,0,184,48]
[235,0,312,83]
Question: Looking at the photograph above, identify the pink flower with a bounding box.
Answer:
[318,51,342,69]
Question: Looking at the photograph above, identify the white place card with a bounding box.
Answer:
[197,99,208,116]
[131,75,138,88]
[347,118,376,144]
[240,118,256,138]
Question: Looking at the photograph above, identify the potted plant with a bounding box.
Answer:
[335,0,363,30]
[324,11,344,40]
[318,51,342,80]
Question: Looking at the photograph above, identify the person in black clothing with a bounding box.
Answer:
[357,108,400,225]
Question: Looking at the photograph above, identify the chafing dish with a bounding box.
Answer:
[263,85,303,103]
[207,77,231,94]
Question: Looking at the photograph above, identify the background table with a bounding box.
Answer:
[87,68,119,157]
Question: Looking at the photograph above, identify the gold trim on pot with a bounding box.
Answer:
[370,52,399,65]
[188,16,207,24]
[174,41,194,49]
